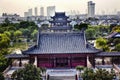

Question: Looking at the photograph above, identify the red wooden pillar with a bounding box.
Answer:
[54,57,56,68]
[68,57,71,67]
[75,75,78,80]
[85,56,87,67]
[111,57,113,65]
[19,58,22,67]
[92,57,95,68]
[47,75,49,80]
[71,57,73,68]
[9,59,12,67]
[102,57,105,65]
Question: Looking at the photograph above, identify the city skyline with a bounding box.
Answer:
[0,0,120,16]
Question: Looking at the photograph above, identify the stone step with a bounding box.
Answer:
[49,76,75,80]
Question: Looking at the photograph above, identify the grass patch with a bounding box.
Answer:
[8,42,33,53]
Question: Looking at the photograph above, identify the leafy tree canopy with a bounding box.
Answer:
[112,26,120,32]
[0,33,10,49]
[12,64,42,80]
[74,23,88,31]
[115,43,120,51]
[0,72,4,80]
[96,37,107,49]
[76,66,84,72]
[82,68,115,80]
[14,30,22,38]
[86,28,96,40]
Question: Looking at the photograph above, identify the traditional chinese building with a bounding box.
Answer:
[22,12,100,68]
[6,12,120,69]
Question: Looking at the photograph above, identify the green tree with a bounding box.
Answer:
[76,66,84,72]
[115,43,120,51]
[0,53,8,72]
[18,21,37,29]
[0,33,10,49]
[99,25,110,34]
[4,18,10,24]
[19,21,30,28]
[82,68,95,80]
[94,69,115,80]
[32,29,38,37]
[11,64,42,80]
[0,33,10,72]
[112,26,120,32]
[74,23,88,31]
[4,31,11,38]
[113,38,120,46]
[20,28,30,38]
[86,28,96,40]
[0,72,4,80]
[96,37,109,51]
[82,68,115,80]
[14,30,22,38]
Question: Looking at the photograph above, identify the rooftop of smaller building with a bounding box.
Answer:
[51,12,68,18]
[106,32,120,38]
[96,52,120,57]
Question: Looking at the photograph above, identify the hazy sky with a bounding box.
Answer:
[0,0,120,16]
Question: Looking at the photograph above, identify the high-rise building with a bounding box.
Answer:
[24,12,29,17]
[88,1,95,18]
[40,7,44,16]
[47,6,55,17]
[117,11,120,16]
[34,7,38,16]
[28,8,33,17]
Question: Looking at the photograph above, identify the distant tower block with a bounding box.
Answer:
[34,7,38,16]
[28,8,33,17]
[40,7,44,16]
[24,12,29,17]
[88,1,95,18]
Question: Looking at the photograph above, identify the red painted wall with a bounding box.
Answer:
[30,53,95,68]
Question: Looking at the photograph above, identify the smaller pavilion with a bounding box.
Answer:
[50,12,71,26]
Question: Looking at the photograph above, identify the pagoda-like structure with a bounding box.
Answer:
[50,12,70,26]
[49,12,72,32]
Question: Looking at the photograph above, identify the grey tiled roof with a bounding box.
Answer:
[106,32,120,38]
[24,32,99,54]
[96,52,120,57]
[49,26,72,30]
[5,54,29,59]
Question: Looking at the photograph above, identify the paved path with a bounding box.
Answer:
[47,69,77,80]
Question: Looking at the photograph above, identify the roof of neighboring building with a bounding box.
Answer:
[5,54,29,59]
[23,32,99,54]
[51,12,68,18]
[106,32,120,38]
[96,52,120,57]
[50,20,71,23]
[49,26,72,30]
